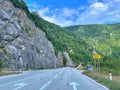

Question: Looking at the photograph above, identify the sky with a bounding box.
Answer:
[24,0,120,27]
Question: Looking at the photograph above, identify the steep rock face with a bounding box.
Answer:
[63,52,73,67]
[58,51,63,67]
[0,0,58,70]
[57,51,73,67]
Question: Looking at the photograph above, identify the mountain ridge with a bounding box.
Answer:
[66,23,120,75]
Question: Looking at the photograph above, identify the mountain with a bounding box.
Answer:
[0,0,93,70]
[66,24,120,58]
[66,23,120,75]
[24,7,93,66]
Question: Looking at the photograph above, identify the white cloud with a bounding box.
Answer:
[29,2,41,9]
[36,8,80,26]
[37,7,50,17]
[29,0,120,26]
[75,2,108,24]
[76,0,120,25]
[78,6,86,11]
[90,2,108,14]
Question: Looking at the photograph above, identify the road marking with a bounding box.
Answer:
[74,68,109,90]
[0,74,41,87]
[54,74,59,78]
[69,81,80,90]
[59,69,64,74]
[39,68,65,90]
[12,83,28,90]
[82,74,110,90]
[39,81,52,90]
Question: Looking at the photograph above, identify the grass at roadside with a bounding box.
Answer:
[0,71,21,76]
[83,70,120,90]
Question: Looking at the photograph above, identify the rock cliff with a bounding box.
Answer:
[0,0,59,70]
[58,51,73,67]
[63,52,73,67]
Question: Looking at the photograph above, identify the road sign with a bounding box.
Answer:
[93,54,101,59]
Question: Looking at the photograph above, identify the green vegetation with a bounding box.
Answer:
[0,71,21,76]
[101,56,120,75]
[2,48,8,56]
[18,20,32,37]
[10,0,93,66]
[0,59,20,76]
[66,24,120,57]
[83,71,120,90]
[0,60,2,71]
[10,0,29,12]
[66,24,120,75]
[35,46,40,54]
[63,54,67,66]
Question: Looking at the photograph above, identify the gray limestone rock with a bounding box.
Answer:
[0,0,59,70]
[63,51,73,67]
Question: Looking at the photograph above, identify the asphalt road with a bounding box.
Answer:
[0,67,110,90]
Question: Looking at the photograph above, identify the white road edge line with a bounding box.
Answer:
[39,81,52,90]
[74,68,110,90]
[82,74,110,90]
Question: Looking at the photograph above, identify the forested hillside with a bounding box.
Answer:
[66,24,120,74]
[9,0,93,66]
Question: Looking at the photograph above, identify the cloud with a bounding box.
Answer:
[37,7,50,17]
[36,7,80,26]
[75,2,108,24]
[105,0,120,22]
[28,0,120,26]
[28,2,41,9]
[76,0,120,25]
[28,2,82,26]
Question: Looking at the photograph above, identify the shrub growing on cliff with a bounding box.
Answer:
[63,54,67,67]
[0,60,2,71]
